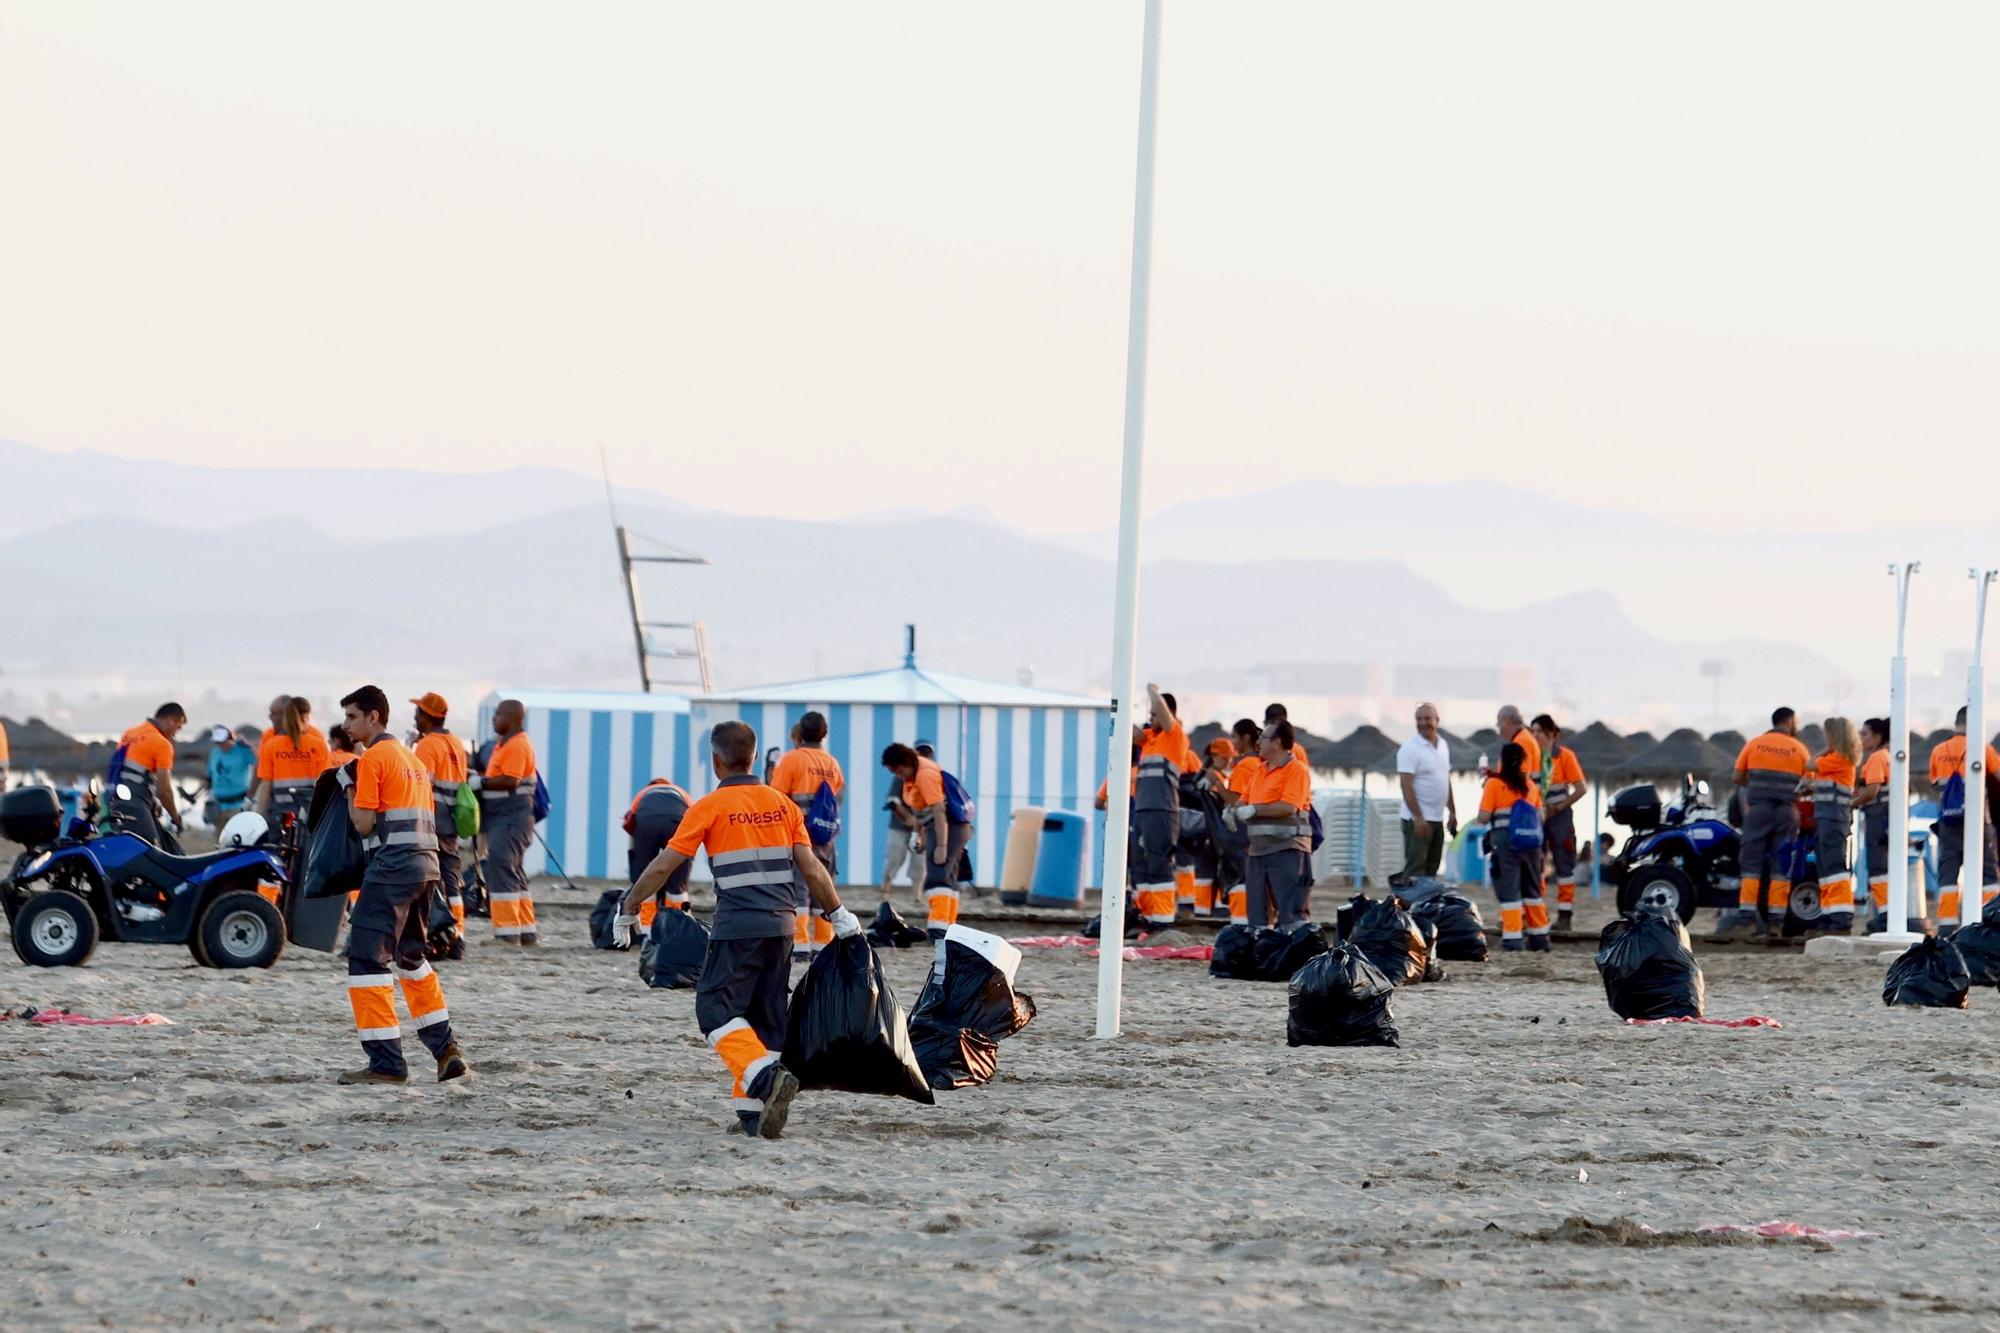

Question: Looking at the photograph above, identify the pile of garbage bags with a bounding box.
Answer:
[1884,935,1971,1009]
[909,926,1037,1090]
[782,935,933,1104]
[1287,944,1399,1047]
[1209,922,1327,982]
[1595,911,1705,1019]
[1338,895,1438,986]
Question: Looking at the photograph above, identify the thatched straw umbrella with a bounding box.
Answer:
[1320,725,1399,773]
[1565,721,1630,777]
[1612,728,1737,786]
[1707,729,1746,755]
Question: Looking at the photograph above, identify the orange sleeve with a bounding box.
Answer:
[1479,778,1507,817]
[911,766,945,809]
[769,752,800,793]
[351,750,384,812]
[666,799,714,857]
[140,732,174,772]
[1735,741,1755,775]
[1987,744,2000,774]
[491,736,535,780]
[1554,750,1584,784]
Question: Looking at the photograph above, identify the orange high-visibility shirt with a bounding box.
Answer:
[771,747,844,800]
[1178,748,1202,775]
[1228,755,1266,798]
[1548,746,1585,787]
[1291,743,1309,766]
[119,721,175,775]
[349,734,439,887]
[1859,749,1890,798]
[904,755,947,813]
[1245,758,1311,811]
[668,775,807,940]
[486,732,537,782]
[1479,775,1537,820]
[627,777,691,825]
[1504,729,1541,781]
[1928,735,2000,784]
[414,733,470,786]
[258,729,330,783]
[351,736,434,816]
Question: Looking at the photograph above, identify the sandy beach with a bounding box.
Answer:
[4,879,1998,1331]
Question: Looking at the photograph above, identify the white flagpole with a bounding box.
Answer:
[1096,0,1163,1041]
[1964,569,1996,925]
[1883,562,1921,943]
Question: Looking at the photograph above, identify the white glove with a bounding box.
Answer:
[825,906,861,939]
[608,911,637,950]
[468,773,484,791]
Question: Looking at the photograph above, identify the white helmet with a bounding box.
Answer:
[218,811,269,849]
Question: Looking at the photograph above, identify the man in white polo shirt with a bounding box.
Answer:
[1393,702,1457,885]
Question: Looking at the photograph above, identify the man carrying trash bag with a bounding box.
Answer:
[612,720,859,1140]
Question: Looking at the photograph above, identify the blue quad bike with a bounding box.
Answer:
[2,783,292,969]
[1609,776,1830,935]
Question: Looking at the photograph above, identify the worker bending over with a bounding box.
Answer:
[1530,714,1587,931]
[625,776,693,928]
[1131,683,1189,933]
[1232,720,1313,930]
[1808,717,1859,933]
[1475,741,1547,951]
[477,698,540,946]
[334,685,470,1086]
[615,721,857,1139]
[1930,705,2000,929]
[410,692,470,957]
[880,742,973,941]
[1732,708,1810,935]
[1854,718,1893,930]
[771,710,844,957]
[110,702,186,850]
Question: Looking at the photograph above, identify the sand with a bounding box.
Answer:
[4,880,1999,1331]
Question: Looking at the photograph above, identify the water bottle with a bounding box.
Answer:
[1478,752,1490,780]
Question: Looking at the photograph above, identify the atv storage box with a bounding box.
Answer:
[0,785,63,847]
[1608,784,1662,832]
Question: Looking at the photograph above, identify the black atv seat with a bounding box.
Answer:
[140,846,268,880]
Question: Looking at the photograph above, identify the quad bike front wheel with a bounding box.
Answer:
[194,891,286,969]
[12,890,101,968]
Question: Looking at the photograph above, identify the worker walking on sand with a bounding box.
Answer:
[334,685,469,1087]
[1232,720,1314,929]
[1531,714,1588,931]
[252,696,330,828]
[1930,705,2000,929]
[1131,683,1189,933]
[626,776,693,928]
[880,741,974,941]
[1475,741,1547,951]
[613,720,858,1139]
[109,702,186,851]
[771,710,844,958]
[1855,718,1894,931]
[1809,717,1860,934]
[477,699,540,946]
[1731,708,1811,936]
[410,693,470,958]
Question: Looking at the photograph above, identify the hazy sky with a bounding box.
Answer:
[2,2,1992,534]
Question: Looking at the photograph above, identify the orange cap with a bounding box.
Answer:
[409,692,449,719]
[1207,738,1237,759]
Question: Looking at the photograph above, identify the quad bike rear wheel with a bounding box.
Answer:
[194,891,286,969]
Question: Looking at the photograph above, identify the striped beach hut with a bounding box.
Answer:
[692,656,1112,890]
[475,688,695,879]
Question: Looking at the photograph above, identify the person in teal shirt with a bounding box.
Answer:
[207,725,258,826]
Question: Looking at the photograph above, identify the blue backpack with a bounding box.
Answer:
[1508,799,1543,853]
[1307,803,1325,852]
[941,769,975,824]
[806,780,840,846]
[1940,772,1967,822]
[532,773,551,824]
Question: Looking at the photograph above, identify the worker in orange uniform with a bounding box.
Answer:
[326,724,361,767]
[254,696,331,831]
[1809,717,1859,933]
[0,715,10,789]
[409,693,469,958]
[626,777,693,929]
[1854,717,1894,931]
[1221,719,1266,925]
[1474,741,1546,950]
[1732,708,1811,935]
[476,698,539,946]
[1186,738,1233,917]
[109,702,187,850]
[1230,719,1314,929]
[771,710,844,959]
[880,740,973,941]
[1129,683,1189,933]
[1930,705,2000,929]
[333,685,469,1086]
[1262,704,1311,765]
[614,720,856,1139]
[1530,714,1588,931]
[1496,706,1542,788]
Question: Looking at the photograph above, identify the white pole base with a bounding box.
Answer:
[1874,931,1925,945]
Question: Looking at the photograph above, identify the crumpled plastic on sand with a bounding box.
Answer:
[1694,1221,1876,1241]
[2,1008,173,1026]
[1623,1015,1782,1029]
[1011,935,1213,961]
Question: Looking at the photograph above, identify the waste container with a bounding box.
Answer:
[1028,811,1087,908]
[998,806,1045,906]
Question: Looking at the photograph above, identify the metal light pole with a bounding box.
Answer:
[1965,569,1996,924]
[1883,562,1922,943]
[1096,0,1163,1040]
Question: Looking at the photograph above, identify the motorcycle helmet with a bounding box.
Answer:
[218,811,269,849]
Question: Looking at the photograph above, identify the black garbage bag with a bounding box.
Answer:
[589,889,628,949]
[1414,917,1450,984]
[1950,921,2000,988]
[1412,892,1489,962]
[1595,912,1705,1019]
[911,1023,1000,1090]
[1335,893,1372,942]
[910,932,1036,1041]
[1082,896,1143,941]
[782,935,933,1104]
[421,885,458,962]
[864,901,929,949]
[1883,936,1971,1009]
[1248,922,1328,982]
[639,906,709,989]
[1287,944,1400,1047]
[301,770,365,899]
[1346,896,1429,987]
[1209,924,1262,980]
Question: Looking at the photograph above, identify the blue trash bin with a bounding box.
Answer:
[1028,811,1087,908]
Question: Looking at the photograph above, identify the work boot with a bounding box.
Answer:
[518,933,539,947]
[337,1067,409,1086]
[1555,910,1573,933]
[753,1067,802,1141]
[436,1044,470,1083]
[1502,939,1527,953]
